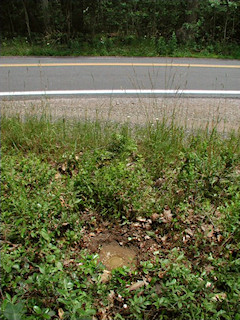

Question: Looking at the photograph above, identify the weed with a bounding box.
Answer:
[1,36,240,59]
[1,113,240,319]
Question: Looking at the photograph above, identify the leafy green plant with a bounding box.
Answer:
[1,113,240,319]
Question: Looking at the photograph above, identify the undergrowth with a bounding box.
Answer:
[1,113,240,320]
[1,36,240,59]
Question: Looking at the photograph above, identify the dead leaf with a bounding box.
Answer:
[58,308,64,319]
[212,292,227,301]
[145,223,152,231]
[55,172,62,180]
[107,290,115,307]
[132,222,141,228]
[100,270,111,283]
[161,235,168,244]
[136,216,146,222]
[205,265,214,274]
[128,281,146,291]
[185,228,194,237]
[206,282,213,288]
[151,213,160,221]
[154,178,164,187]
[158,270,167,279]
[89,232,96,237]
[207,226,214,238]
[183,234,190,244]
[59,196,66,207]
[63,259,75,266]
[162,209,173,223]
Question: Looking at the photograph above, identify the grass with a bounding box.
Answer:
[1,111,240,320]
[1,36,240,59]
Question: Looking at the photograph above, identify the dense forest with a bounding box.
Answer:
[1,0,240,56]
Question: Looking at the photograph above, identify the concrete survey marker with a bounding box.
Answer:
[99,242,137,271]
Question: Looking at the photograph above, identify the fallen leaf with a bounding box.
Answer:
[136,216,146,222]
[100,270,111,283]
[183,235,190,244]
[55,172,62,180]
[158,270,167,278]
[212,292,227,301]
[59,196,66,207]
[107,290,115,307]
[154,178,164,187]
[206,282,213,288]
[207,226,214,238]
[58,308,64,319]
[161,235,168,244]
[205,265,214,274]
[128,281,146,291]
[151,213,160,221]
[162,209,173,223]
[185,228,194,237]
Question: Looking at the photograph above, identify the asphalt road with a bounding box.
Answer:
[1,56,240,97]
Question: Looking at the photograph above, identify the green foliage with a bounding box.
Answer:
[75,152,156,220]
[1,114,240,319]
[3,302,25,320]
[1,0,240,58]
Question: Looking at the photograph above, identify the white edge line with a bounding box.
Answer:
[1,89,240,97]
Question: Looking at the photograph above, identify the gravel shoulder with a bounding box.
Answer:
[2,97,240,132]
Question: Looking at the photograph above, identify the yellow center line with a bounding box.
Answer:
[0,62,240,68]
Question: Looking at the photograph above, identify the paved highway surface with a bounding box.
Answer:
[1,56,240,97]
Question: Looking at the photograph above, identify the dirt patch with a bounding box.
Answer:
[79,206,226,272]
[99,242,137,270]
[80,212,170,268]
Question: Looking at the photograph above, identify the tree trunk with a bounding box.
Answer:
[22,0,32,42]
[66,0,72,43]
[42,0,50,35]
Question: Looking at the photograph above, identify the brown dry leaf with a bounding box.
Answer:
[158,270,167,279]
[132,222,141,228]
[205,265,214,274]
[59,196,66,207]
[58,308,64,319]
[100,270,111,283]
[61,163,67,172]
[185,209,194,224]
[185,228,194,237]
[55,172,62,180]
[63,259,75,266]
[207,226,214,238]
[162,209,173,223]
[97,308,108,320]
[161,235,168,244]
[128,281,146,291]
[154,178,164,187]
[107,290,115,307]
[183,235,191,244]
[89,232,96,237]
[151,213,160,221]
[212,292,227,301]
[136,216,146,222]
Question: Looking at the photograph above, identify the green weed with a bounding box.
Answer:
[1,113,240,319]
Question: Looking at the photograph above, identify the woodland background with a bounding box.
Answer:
[1,0,240,56]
